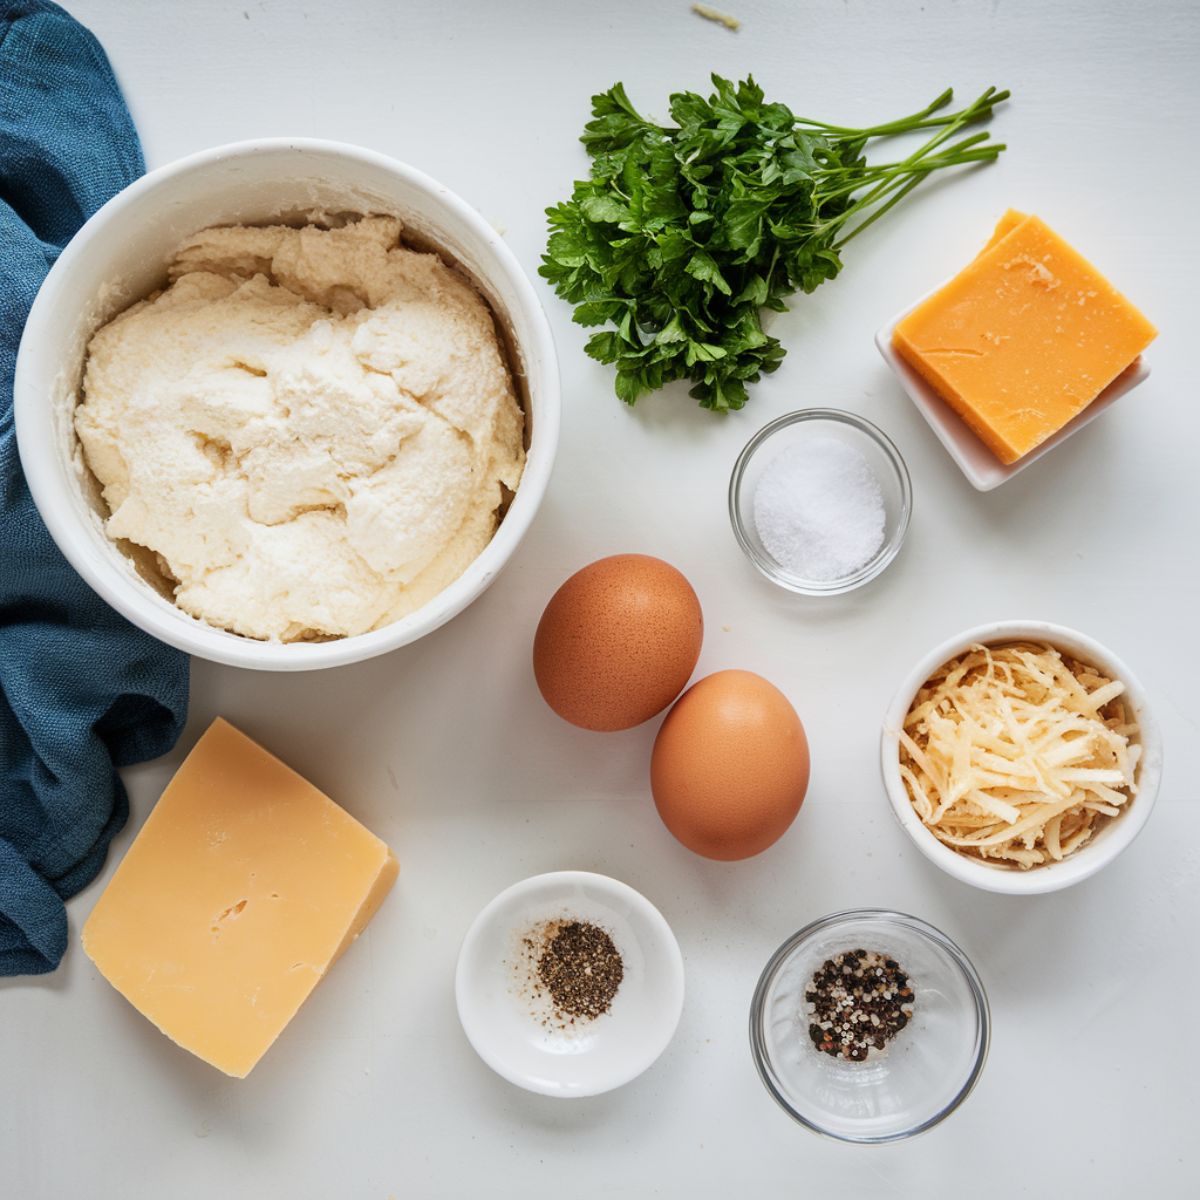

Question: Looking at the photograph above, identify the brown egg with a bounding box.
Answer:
[651,670,809,860]
[533,554,703,732]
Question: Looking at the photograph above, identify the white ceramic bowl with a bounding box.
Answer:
[880,621,1163,894]
[455,871,685,1097]
[14,139,559,670]
[875,292,1150,492]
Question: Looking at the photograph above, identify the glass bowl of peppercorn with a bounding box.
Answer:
[749,909,989,1143]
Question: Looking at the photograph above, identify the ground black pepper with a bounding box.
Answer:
[520,919,624,1027]
[804,948,915,1062]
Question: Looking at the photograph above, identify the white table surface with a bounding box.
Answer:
[5,1,1198,1196]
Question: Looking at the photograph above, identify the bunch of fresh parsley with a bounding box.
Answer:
[541,76,1008,412]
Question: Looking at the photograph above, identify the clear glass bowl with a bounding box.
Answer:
[749,910,989,1143]
[728,409,912,595]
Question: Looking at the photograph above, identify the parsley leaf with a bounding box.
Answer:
[541,76,1008,412]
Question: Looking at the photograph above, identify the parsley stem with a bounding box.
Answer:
[835,176,930,248]
[796,87,1008,141]
[822,87,1007,246]
[815,135,1001,208]
[794,88,955,137]
[844,131,997,177]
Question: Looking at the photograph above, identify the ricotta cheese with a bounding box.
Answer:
[75,216,525,641]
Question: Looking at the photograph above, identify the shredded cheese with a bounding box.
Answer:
[691,4,741,31]
[897,643,1140,869]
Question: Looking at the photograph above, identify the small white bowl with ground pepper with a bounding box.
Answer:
[455,871,685,1097]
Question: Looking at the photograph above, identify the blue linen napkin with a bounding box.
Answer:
[1,1,189,975]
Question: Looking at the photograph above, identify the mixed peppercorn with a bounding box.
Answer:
[805,948,915,1062]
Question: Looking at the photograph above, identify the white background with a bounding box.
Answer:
[4,1,1198,1196]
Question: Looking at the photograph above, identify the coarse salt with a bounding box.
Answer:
[752,436,886,581]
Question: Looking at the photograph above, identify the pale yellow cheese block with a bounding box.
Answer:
[82,718,398,1078]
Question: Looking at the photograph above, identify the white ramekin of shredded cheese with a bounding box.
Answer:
[15,139,559,671]
[880,621,1163,894]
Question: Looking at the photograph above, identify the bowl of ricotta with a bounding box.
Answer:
[14,139,559,669]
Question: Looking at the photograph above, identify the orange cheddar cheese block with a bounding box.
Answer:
[82,718,398,1078]
[973,207,1027,258]
[894,210,1157,464]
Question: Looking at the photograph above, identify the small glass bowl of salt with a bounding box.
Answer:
[729,409,912,595]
